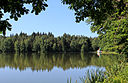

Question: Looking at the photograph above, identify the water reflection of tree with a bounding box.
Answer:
[0,53,119,71]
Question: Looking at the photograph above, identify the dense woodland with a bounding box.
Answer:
[0,1,128,82]
[0,0,127,55]
[0,32,99,53]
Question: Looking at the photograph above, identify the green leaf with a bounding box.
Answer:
[0,31,2,34]
[7,27,12,31]
[14,17,18,21]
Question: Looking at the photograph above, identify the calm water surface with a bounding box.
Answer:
[0,53,119,83]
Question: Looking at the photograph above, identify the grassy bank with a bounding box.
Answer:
[101,51,119,55]
[67,54,128,83]
[89,51,119,55]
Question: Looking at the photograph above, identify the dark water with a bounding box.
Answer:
[0,53,119,83]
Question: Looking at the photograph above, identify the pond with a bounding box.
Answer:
[0,53,119,83]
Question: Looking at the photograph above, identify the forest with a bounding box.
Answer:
[0,0,128,82]
[0,0,127,55]
[0,32,99,53]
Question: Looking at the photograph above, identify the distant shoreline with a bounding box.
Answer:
[89,51,119,55]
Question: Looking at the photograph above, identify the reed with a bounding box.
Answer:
[80,68,105,83]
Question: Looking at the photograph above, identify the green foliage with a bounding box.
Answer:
[24,38,33,52]
[0,0,48,35]
[91,37,99,51]
[14,40,20,53]
[99,18,128,54]
[63,0,115,23]
[0,0,127,55]
[79,62,128,83]
[63,0,128,54]
[81,44,85,52]
[0,32,97,53]
[0,37,14,52]
[20,40,26,53]
[81,44,89,52]
[79,54,128,83]
[103,61,128,82]
[52,43,57,52]
[80,68,105,83]
[33,37,41,52]
[0,20,12,35]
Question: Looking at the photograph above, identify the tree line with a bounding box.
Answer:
[0,32,99,53]
[0,0,127,54]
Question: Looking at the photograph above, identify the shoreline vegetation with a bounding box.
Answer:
[89,51,119,55]
[99,51,119,55]
[0,32,99,53]
[0,32,127,83]
[0,0,127,83]
[0,32,125,55]
[67,54,128,83]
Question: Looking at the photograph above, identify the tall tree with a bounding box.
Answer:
[14,40,20,53]
[63,0,128,54]
[1,38,14,52]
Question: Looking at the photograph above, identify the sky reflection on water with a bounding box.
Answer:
[0,53,118,83]
[0,66,105,83]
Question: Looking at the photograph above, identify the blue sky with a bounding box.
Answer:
[6,0,98,37]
